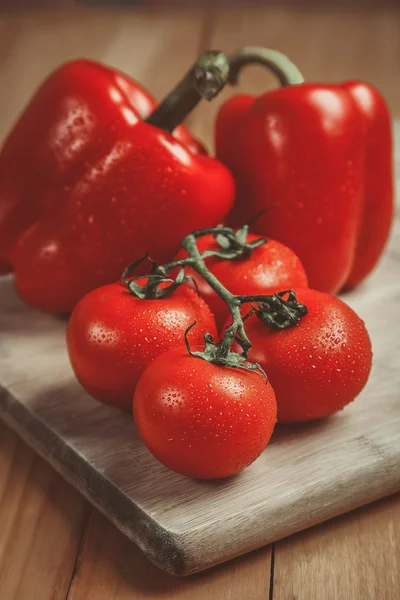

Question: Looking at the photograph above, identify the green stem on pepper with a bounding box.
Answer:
[145,50,230,133]
[227,46,304,88]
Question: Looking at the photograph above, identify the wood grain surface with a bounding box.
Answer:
[273,495,400,600]
[1,4,400,598]
[0,424,88,599]
[67,510,272,600]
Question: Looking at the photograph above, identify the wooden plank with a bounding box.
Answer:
[0,422,88,600]
[273,494,400,600]
[67,510,271,600]
[193,5,400,148]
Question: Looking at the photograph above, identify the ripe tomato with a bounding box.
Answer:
[133,346,277,479]
[229,288,372,422]
[67,281,216,410]
[174,233,308,328]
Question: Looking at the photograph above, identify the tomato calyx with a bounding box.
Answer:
[121,254,195,300]
[211,222,266,261]
[243,290,308,329]
[201,212,272,262]
[184,323,268,380]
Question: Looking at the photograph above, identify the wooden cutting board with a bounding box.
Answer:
[1,139,400,577]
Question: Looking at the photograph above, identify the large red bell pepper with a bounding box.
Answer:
[0,52,234,312]
[216,47,393,294]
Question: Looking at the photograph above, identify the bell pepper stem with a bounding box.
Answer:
[228,46,304,87]
[146,50,230,133]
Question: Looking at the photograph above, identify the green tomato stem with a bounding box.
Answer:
[181,233,252,358]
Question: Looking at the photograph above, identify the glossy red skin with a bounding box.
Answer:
[216,82,393,295]
[0,59,234,313]
[174,233,308,329]
[0,60,202,269]
[229,288,372,423]
[67,281,217,410]
[342,82,393,288]
[133,346,277,479]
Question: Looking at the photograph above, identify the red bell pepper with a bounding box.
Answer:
[216,47,393,294]
[0,52,234,312]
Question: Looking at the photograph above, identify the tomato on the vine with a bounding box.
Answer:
[67,281,217,410]
[229,288,372,422]
[133,346,277,479]
[174,233,308,328]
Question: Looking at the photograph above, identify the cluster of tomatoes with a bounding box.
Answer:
[67,226,372,479]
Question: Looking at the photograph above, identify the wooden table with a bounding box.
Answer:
[1,5,399,598]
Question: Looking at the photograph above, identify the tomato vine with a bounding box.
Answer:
[122,222,308,377]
